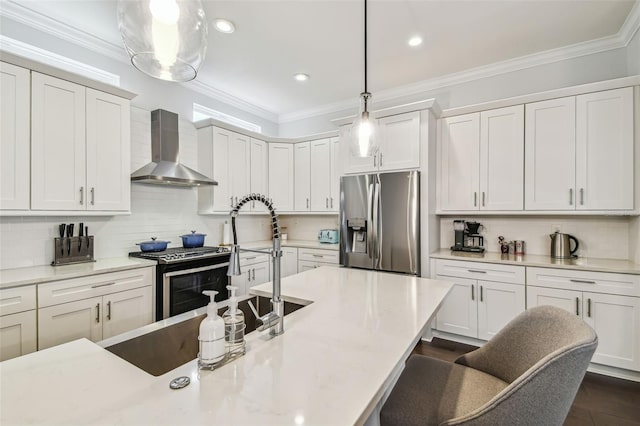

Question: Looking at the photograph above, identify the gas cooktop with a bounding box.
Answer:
[129,246,230,264]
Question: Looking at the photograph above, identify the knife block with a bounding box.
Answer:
[52,236,95,266]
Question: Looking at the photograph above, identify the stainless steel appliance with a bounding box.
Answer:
[340,171,420,275]
[129,246,230,320]
[549,232,579,259]
[450,220,485,253]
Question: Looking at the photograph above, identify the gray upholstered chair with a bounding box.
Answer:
[380,305,598,426]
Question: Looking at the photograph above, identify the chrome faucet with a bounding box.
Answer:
[228,194,284,336]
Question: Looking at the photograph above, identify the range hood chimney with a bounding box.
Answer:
[131,109,217,187]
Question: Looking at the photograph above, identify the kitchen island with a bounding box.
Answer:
[0,267,452,425]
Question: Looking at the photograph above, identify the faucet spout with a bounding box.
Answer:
[227,194,284,336]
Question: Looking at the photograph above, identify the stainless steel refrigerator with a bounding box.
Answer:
[339,171,420,276]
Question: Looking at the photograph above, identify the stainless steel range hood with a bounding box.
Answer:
[131,109,217,187]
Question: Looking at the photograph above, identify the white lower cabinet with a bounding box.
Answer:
[297,248,339,272]
[527,267,640,372]
[434,259,525,340]
[281,247,298,278]
[0,285,37,361]
[234,252,271,296]
[101,287,154,340]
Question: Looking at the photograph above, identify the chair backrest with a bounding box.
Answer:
[445,305,597,425]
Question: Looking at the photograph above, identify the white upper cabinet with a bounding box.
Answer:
[31,72,86,211]
[85,88,130,211]
[229,132,250,205]
[310,138,331,211]
[438,113,480,211]
[479,105,524,211]
[30,72,131,212]
[575,87,634,210]
[525,87,634,212]
[342,111,421,174]
[439,106,524,212]
[330,137,341,212]
[249,138,269,212]
[268,143,294,211]
[0,62,30,210]
[525,97,577,210]
[294,142,311,211]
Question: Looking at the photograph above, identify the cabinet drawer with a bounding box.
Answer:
[298,260,339,272]
[298,248,339,264]
[38,267,153,308]
[527,267,640,297]
[0,285,37,316]
[240,252,270,265]
[434,259,525,285]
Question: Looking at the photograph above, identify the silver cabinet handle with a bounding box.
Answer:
[245,256,256,260]
[80,187,84,205]
[247,270,251,282]
[252,268,255,281]
[107,301,111,320]
[374,154,377,167]
[230,196,233,207]
[379,152,383,166]
[306,198,309,209]
[235,196,238,205]
[312,254,324,258]
[91,282,115,289]
[474,192,477,207]
[326,198,328,208]
[471,286,475,301]
[569,188,573,205]
[480,285,484,302]
[90,187,95,205]
[570,279,595,284]
[482,192,485,207]
[580,188,584,205]
[252,200,255,209]
[96,303,100,323]
[576,297,580,316]
[330,197,333,208]
[587,298,592,317]
[467,269,487,274]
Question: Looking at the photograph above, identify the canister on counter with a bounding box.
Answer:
[514,240,526,255]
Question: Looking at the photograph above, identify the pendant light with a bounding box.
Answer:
[117,0,208,82]
[349,0,379,158]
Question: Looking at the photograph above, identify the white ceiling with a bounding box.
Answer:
[5,0,638,118]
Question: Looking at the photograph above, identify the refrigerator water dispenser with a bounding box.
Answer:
[347,218,367,253]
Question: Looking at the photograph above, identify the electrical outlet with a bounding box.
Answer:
[551,224,562,233]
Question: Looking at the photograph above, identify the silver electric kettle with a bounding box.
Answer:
[549,232,579,259]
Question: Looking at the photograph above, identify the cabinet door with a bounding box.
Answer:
[230,132,250,205]
[230,271,249,297]
[576,88,634,210]
[438,113,480,211]
[477,280,525,341]
[251,262,270,286]
[31,72,86,210]
[329,137,341,211]
[378,111,420,171]
[310,139,331,211]
[434,275,478,338]
[583,292,640,371]
[0,62,30,210]
[480,106,524,211]
[294,142,311,211]
[211,127,232,211]
[341,125,376,174]
[86,88,131,211]
[102,287,153,340]
[281,247,298,278]
[524,97,576,210]
[38,296,102,349]
[527,286,582,316]
[0,310,37,361]
[249,138,269,212]
[268,143,294,211]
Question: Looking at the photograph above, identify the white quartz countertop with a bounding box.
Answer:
[0,267,452,425]
[240,239,340,251]
[430,249,640,275]
[0,257,157,289]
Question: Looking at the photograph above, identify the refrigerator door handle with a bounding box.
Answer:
[373,179,382,269]
[367,183,374,260]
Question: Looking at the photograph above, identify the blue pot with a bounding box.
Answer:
[136,237,170,252]
[180,231,207,248]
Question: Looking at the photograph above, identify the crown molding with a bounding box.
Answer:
[620,0,640,45]
[186,80,279,123]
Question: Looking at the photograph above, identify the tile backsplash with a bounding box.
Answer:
[280,215,339,241]
[440,216,635,260]
[0,107,270,270]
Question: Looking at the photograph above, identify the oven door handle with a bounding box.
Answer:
[163,262,230,319]
[164,262,230,277]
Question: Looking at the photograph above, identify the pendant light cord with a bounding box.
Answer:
[364,0,368,94]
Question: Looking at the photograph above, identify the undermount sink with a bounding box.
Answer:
[105,296,306,376]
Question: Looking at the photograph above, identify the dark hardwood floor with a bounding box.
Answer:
[412,338,640,425]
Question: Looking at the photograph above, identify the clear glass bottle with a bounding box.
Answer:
[222,285,246,355]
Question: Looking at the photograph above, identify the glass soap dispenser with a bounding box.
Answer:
[223,285,246,356]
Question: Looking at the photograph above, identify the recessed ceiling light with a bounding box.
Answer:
[408,36,423,47]
[294,73,310,82]
[214,19,235,34]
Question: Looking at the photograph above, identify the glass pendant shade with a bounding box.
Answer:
[349,92,379,157]
[117,0,208,82]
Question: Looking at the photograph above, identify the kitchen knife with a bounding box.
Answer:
[67,224,74,255]
[59,224,66,256]
[79,222,84,251]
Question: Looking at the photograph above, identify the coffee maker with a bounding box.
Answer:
[451,220,485,253]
